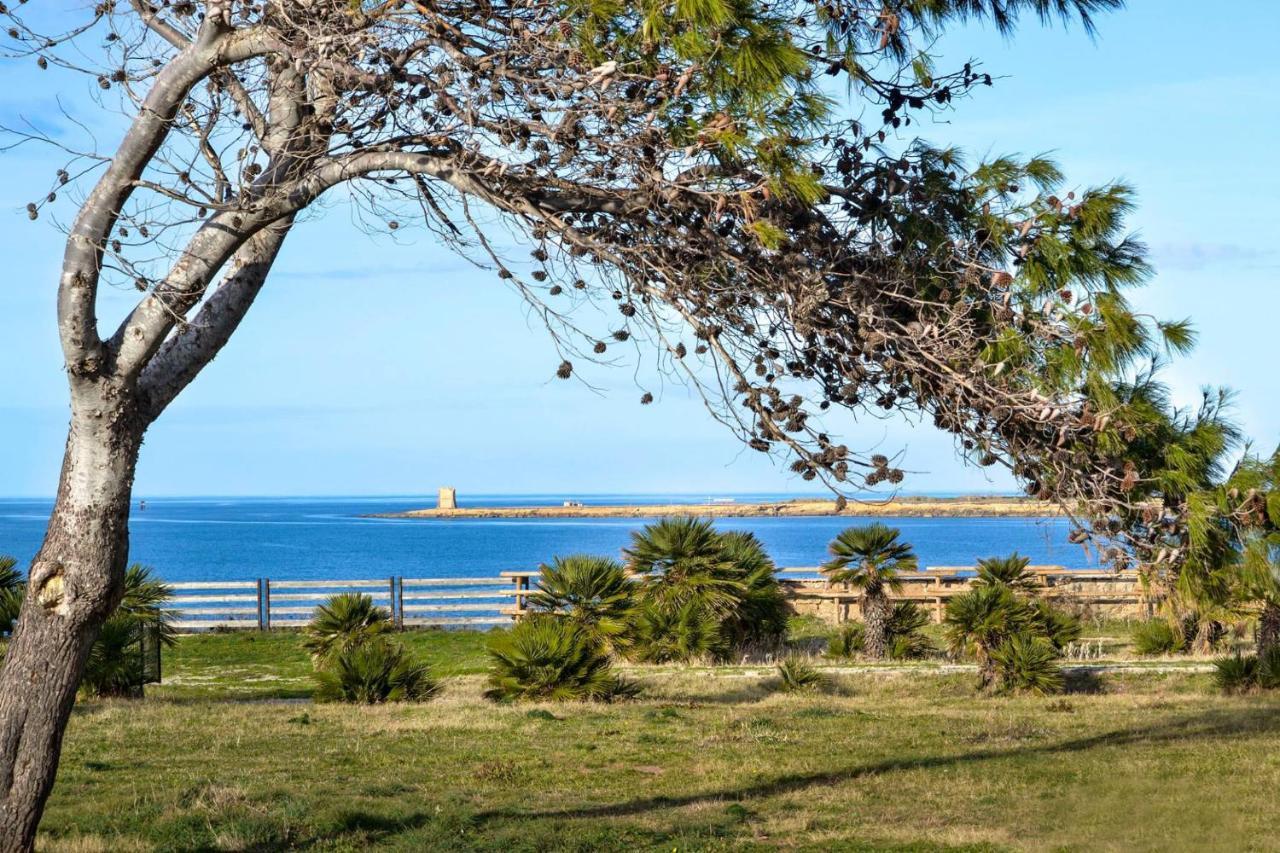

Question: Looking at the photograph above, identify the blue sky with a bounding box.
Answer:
[0,1,1276,498]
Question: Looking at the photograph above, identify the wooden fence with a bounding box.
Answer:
[166,565,1145,632]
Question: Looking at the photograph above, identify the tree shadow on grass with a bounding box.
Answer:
[471,704,1280,825]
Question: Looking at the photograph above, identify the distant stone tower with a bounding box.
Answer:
[437,487,457,510]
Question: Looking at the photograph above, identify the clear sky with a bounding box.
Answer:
[0,1,1276,498]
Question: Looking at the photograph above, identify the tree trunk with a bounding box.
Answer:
[0,397,142,852]
[1258,602,1280,658]
[862,589,890,659]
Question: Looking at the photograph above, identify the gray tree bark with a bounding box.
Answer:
[0,383,143,851]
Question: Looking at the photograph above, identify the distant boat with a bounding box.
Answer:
[707,497,736,504]
[139,500,147,511]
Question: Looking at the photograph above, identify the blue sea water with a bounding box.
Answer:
[0,495,1092,583]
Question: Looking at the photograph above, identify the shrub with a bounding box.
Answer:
[826,622,865,659]
[624,519,788,660]
[80,564,175,699]
[776,657,830,693]
[990,633,1065,695]
[0,555,22,637]
[973,553,1038,593]
[314,638,438,704]
[1257,646,1280,690]
[529,554,634,652]
[1213,654,1260,694]
[885,602,936,660]
[626,517,745,616]
[1132,619,1187,656]
[485,615,636,702]
[945,580,1077,692]
[627,599,726,664]
[717,531,789,648]
[303,593,393,666]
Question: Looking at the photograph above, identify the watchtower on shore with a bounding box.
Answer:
[437,487,457,510]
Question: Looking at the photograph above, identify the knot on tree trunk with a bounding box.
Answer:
[31,562,69,616]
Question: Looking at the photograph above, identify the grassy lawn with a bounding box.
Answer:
[33,627,1280,851]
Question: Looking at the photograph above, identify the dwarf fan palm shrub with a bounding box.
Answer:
[826,622,865,659]
[314,638,438,704]
[973,553,1039,593]
[823,524,917,659]
[1213,653,1260,694]
[716,531,789,648]
[885,602,936,660]
[776,658,830,694]
[529,555,635,653]
[624,519,787,661]
[628,599,727,664]
[485,615,635,702]
[303,593,394,666]
[625,518,746,616]
[1132,619,1187,656]
[0,556,21,637]
[80,564,176,698]
[990,633,1065,695]
[944,584,1032,690]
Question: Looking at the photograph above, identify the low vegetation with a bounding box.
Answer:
[484,615,634,702]
[32,629,1280,851]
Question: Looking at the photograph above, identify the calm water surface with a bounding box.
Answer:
[0,495,1091,582]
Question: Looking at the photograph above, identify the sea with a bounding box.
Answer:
[0,494,1092,583]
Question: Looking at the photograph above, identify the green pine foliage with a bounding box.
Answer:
[485,615,636,702]
[313,638,439,704]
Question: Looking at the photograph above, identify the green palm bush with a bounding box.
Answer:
[716,531,789,648]
[826,622,865,659]
[623,519,787,661]
[822,524,917,659]
[485,615,636,702]
[885,602,936,660]
[1213,653,1259,694]
[528,555,635,653]
[1028,599,1083,651]
[1132,619,1188,656]
[944,584,1032,690]
[776,658,830,693]
[80,564,176,698]
[628,599,727,664]
[303,593,394,666]
[1257,645,1280,690]
[973,553,1039,593]
[990,633,1065,695]
[0,556,22,637]
[314,638,438,704]
[625,518,746,616]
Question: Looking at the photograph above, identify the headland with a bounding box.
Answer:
[368,495,1060,520]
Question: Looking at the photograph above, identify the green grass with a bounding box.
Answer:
[33,629,1280,851]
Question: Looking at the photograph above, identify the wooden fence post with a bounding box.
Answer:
[257,578,266,631]
[395,576,404,629]
[264,579,272,631]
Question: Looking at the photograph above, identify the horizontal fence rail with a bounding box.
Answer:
[165,566,1146,632]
